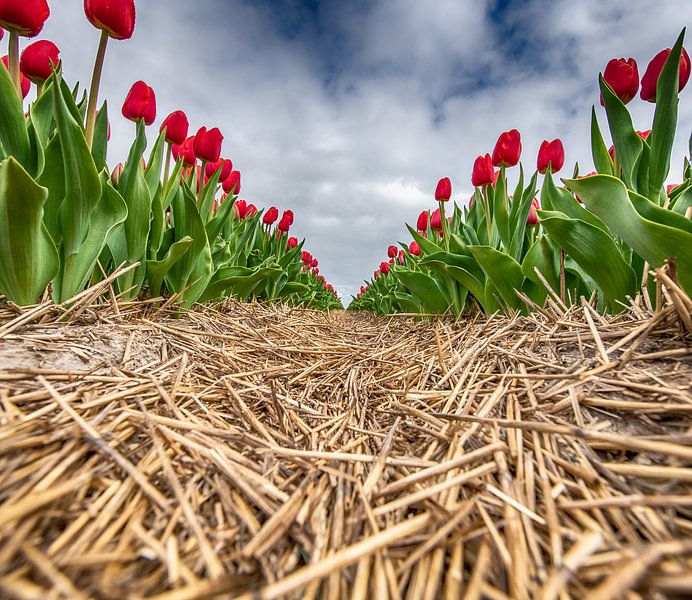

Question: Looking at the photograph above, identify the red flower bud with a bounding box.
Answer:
[311,258,318,268]
[160,110,189,146]
[640,47,690,102]
[122,80,156,125]
[492,129,522,167]
[0,0,50,37]
[205,158,232,181]
[233,199,248,220]
[537,139,565,174]
[302,251,311,263]
[527,197,540,225]
[172,136,196,166]
[435,177,452,202]
[380,262,390,274]
[472,153,495,186]
[430,208,442,230]
[1,55,30,98]
[416,210,429,232]
[397,250,405,264]
[193,126,223,163]
[111,163,123,186]
[387,244,398,258]
[263,206,279,225]
[409,240,420,256]
[84,0,136,40]
[287,236,298,250]
[20,40,59,84]
[223,170,241,194]
[277,211,293,233]
[600,58,639,105]
[246,204,257,218]
[667,183,681,195]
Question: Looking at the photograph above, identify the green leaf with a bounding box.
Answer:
[521,234,560,305]
[37,134,64,244]
[0,57,31,169]
[146,236,192,297]
[467,245,524,311]
[92,100,109,172]
[395,267,451,313]
[144,129,166,198]
[591,107,615,176]
[199,265,282,302]
[420,251,486,309]
[406,225,442,255]
[0,157,59,305]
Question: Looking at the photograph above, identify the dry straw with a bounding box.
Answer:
[0,267,690,598]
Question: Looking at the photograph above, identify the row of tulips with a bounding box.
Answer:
[0,0,342,310]
[351,31,692,315]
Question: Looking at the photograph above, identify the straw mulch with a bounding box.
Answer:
[0,276,691,599]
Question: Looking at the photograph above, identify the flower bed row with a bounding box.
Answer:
[350,31,692,315]
[0,0,342,310]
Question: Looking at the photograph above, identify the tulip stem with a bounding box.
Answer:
[198,160,206,202]
[438,201,450,252]
[8,31,21,98]
[559,249,566,303]
[482,186,492,243]
[85,30,109,149]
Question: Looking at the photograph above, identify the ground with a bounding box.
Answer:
[0,297,691,599]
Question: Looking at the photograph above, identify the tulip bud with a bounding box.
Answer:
[600,58,639,105]
[111,163,124,186]
[409,240,421,256]
[205,158,232,181]
[193,126,223,163]
[160,110,189,146]
[430,208,442,230]
[416,210,429,232]
[278,211,292,233]
[222,170,241,194]
[311,258,318,268]
[172,136,196,166]
[314,268,320,276]
[527,197,540,225]
[263,206,279,225]
[84,0,136,40]
[537,139,565,174]
[1,55,30,98]
[122,80,156,125]
[20,40,59,84]
[233,199,248,220]
[246,203,258,218]
[302,251,312,263]
[640,47,691,102]
[435,177,452,202]
[287,236,298,250]
[397,250,405,265]
[472,153,495,186]
[0,0,50,37]
[379,262,390,275]
[387,245,398,258]
[667,183,681,195]
[492,129,522,167]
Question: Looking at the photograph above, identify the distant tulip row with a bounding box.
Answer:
[0,0,341,310]
[351,31,692,315]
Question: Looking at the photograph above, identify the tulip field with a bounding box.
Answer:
[1,2,692,600]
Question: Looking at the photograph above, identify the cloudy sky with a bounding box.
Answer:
[17,0,692,300]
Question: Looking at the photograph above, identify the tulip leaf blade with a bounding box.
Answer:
[590,106,615,176]
[0,56,32,170]
[467,245,524,311]
[394,267,451,314]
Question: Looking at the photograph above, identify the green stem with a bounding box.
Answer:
[162,142,172,195]
[482,186,492,244]
[85,30,109,149]
[8,31,20,98]
[36,82,44,97]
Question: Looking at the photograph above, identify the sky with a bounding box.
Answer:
[11,0,692,300]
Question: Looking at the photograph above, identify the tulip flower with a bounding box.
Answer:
[472,153,495,186]
[311,258,318,268]
[223,170,241,194]
[83,0,137,148]
[430,208,442,230]
[380,262,390,274]
[205,158,232,181]
[263,206,279,225]
[492,129,522,167]
[193,126,223,164]
[537,139,565,174]
[667,183,681,195]
[172,136,197,167]
[2,55,30,98]
[409,240,421,256]
[416,210,429,232]
[435,177,452,202]
[527,197,540,225]
[19,40,59,87]
[233,199,248,220]
[640,47,691,102]
[387,245,398,258]
[397,250,405,265]
[160,110,189,145]
[122,80,156,125]
[246,204,258,218]
[278,211,293,233]
[0,0,49,36]
[600,58,639,105]
[287,237,298,250]
[111,163,124,187]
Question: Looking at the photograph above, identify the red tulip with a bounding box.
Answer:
[233,199,248,220]
[246,204,257,218]
[205,158,232,181]
[600,58,639,105]
[380,262,390,274]
[287,236,298,250]
[397,250,405,265]
[0,0,50,37]
[640,47,691,102]
[1,55,29,97]
[84,0,136,40]
[311,258,318,268]
[527,197,540,225]
[416,210,429,232]
[387,244,398,258]
[283,210,294,225]
[160,110,189,145]
[263,206,279,225]
[20,40,59,84]
[492,129,522,167]
[122,80,156,125]
[435,177,452,202]
[430,208,442,230]
[314,267,320,276]
[193,126,223,163]
[667,183,681,195]
[537,139,565,174]
[223,170,241,194]
[409,240,421,256]
[277,211,293,232]
[172,136,196,166]
[302,251,311,263]
[472,153,495,186]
